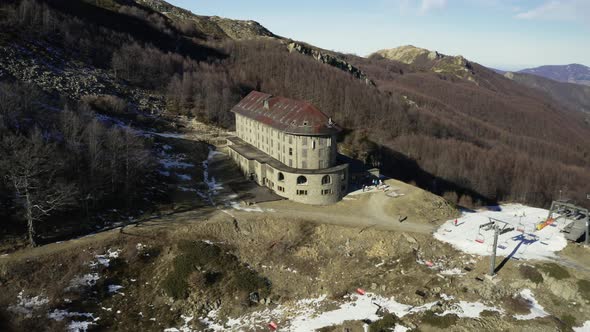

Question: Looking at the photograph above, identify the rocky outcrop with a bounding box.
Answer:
[287,42,375,86]
[372,45,477,83]
[137,0,276,40]
[0,41,165,114]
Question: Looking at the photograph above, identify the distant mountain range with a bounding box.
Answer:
[518,64,590,86]
[504,71,590,115]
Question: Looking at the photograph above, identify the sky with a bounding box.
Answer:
[167,0,590,70]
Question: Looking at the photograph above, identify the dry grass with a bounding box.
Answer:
[519,265,544,284]
[540,263,570,280]
[502,295,531,315]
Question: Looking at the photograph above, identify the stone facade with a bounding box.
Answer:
[227,91,349,205]
[235,113,338,169]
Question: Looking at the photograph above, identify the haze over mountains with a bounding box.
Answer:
[518,64,590,86]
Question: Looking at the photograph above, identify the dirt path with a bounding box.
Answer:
[262,201,437,234]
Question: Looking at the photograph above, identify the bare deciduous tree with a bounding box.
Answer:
[1,130,77,246]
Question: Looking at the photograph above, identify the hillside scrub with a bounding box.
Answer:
[163,240,271,301]
[519,265,544,284]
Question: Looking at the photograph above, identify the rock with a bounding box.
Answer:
[287,42,375,86]
[403,234,418,245]
[249,292,259,303]
[381,285,387,291]
[371,283,377,290]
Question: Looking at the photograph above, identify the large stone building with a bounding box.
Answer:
[227,91,349,205]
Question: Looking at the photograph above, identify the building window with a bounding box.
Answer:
[278,172,285,182]
[289,159,292,167]
[289,136,292,144]
[302,137,307,146]
[322,189,332,195]
[312,140,316,149]
[321,175,331,185]
[297,176,308,185]
[278,186,285,192]
[296,190,308,195]
[289,148,293,156]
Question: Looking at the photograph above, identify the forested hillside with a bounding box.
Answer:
[1,0,589,247]
[504,71,590,115]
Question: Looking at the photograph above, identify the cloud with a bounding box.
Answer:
[515,0,590,22]
[420,0,448,13]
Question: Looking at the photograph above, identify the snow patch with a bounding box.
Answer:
[108,285,124,294]
[150,132,186,139]
[439,301,503,318]
[177,174,192,181]
[228,201,264,212]
[434,204,567,261]
[67,273,100,290]
[513,289,549,320]
[165,315,194,332]
[8,291,49,318]
[573,321,590,332]
[48,309,99,332]
[159,159,194,169]
[200,293,436,331]
[199,147,225,205]
[440,268,465,276]
[92,249,121,267]
[178,186,197,192]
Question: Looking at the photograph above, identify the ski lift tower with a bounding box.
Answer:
[481,218,514,277]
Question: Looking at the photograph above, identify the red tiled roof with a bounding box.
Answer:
[230,91,341,136]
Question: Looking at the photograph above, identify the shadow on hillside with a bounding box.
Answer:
[40,0,225,61]
[377,145,497,206]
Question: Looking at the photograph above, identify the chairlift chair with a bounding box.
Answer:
[517,217,525,233]
[475,232,485,244]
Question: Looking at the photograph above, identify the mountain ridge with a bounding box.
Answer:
[518,63,590,86]
[1,0,589,210]
[504,71,590,116]
[370,45,477,83]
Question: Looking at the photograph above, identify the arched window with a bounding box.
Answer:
[297,175,308,185]
[278,172,285,182]
[321,175,331,185]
